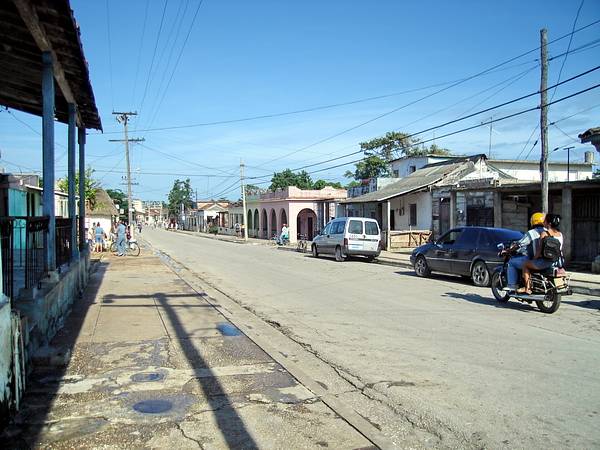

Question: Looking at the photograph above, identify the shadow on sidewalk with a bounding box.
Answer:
[2,258,109,447]
[104,291,259,449]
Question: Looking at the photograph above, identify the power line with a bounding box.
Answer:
[131,0,151,106]
[137,0,170,120]
[105,0,114,110]
[549,0,585,103]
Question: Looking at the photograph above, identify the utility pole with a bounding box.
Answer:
[539,29,550,213]
[109,111,144,237]
[240,159,247,241]
[488,117,493,158]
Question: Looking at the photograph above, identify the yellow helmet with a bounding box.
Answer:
[530,212,545,228]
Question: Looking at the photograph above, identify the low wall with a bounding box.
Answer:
[14,251,91,357]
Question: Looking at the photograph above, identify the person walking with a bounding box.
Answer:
[116,220,127,256]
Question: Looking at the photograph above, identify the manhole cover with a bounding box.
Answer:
[216,323,242,336]
[133,399,172,414]
[131,372,164,382]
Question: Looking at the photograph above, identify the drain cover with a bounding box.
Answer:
[131,372,164,382]
[216,323,242,336]
[133,399,172,414]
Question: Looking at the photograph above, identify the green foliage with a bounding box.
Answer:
[244,184,263,196]
[344,155,391,180]
[168,178,194,216]
[208,224,219,235]
[269,169,344,191]
[106,188,128,218]
[346,180,362,188]
[594,168,600,179]
[359,131,451,159]
[57,167,100,206]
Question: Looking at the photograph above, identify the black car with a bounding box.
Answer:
[410,227,523,287]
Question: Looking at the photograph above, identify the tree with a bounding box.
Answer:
[344,155,391,180]
[168,178,194,216]
[359,131,451,159]
[269,169,313,190]
[57,166,100,206]
[312,179,343,189]
[244,184,264,196]
[106,189,128,218]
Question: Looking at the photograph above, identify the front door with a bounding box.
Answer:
[308,217,314,240]
[439,199,450,236]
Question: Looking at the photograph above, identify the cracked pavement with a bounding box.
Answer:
[1,251,374,449]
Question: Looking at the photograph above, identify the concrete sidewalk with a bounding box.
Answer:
[175,229,600,297]
[1,250,374,449]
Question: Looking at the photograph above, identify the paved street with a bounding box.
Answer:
[144,228,600,449]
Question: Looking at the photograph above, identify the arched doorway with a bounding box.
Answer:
[247,210,253,237]
[253,209,259,237]
[280,208,288,228]
[297,208,318,240]
[270,209,277,238]
[261,209,268,239]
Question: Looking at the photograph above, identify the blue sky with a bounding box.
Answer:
[1,0,599,200]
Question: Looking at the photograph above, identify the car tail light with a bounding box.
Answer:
[343,237,348,247]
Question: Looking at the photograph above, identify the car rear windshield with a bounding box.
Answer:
[348,220,363,234]
[365,221,379,235]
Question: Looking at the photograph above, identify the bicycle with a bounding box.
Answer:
[296,234,308,253]
[110,238,141,256]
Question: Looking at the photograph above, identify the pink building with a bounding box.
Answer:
[246,186,347,242]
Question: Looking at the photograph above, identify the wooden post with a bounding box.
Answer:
[540,28,549,213]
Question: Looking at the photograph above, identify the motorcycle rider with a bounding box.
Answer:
[505,212,546,292]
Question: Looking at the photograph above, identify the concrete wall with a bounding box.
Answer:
[389,192,432,230]
[13,251,90,365]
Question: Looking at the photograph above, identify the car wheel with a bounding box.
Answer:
[471,260,490,287]
[414,255,430,277]
[312,244,319,258]
[335,246,345,262]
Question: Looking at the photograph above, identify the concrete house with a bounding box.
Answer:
[85,189,119,239]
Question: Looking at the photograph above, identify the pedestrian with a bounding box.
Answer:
[234,222,241,237]
[137,222,142,234]
[116,219,127,256]
[94,222,106,252]
[87,225,95,251]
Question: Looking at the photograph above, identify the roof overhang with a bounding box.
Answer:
[0,0,102,130]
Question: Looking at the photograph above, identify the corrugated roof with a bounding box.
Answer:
[342,159,476,204]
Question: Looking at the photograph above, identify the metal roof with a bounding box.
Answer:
[342,158,479,204]
[0,0,102,130]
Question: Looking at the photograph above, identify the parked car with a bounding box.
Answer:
[410,227,523,286]
[312,217,381,262]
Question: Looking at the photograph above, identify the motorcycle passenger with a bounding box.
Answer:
[518,213,563,294]
[505,212,546,291]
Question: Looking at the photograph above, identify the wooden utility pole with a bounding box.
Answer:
[109,111,144,237]
[240,159,248,241]
[540,29,549,213]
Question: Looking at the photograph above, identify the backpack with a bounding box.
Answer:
[542,236,561,261]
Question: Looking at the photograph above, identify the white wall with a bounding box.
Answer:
[390,191,432,230]
[390,156,451,178]
[489,161,592,182]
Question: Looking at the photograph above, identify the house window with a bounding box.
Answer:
[409,165,416,174]
[409,204,417,226]
[393,170,399,178]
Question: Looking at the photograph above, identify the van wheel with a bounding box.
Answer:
[312,244,319,258]
[335,246,345,262]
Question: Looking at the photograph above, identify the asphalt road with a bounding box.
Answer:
[143,228,600,449]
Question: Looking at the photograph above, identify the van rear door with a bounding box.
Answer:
[346,219,364,251]
[363,220,381,251]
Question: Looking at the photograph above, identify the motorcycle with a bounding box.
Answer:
[490,243,572,314]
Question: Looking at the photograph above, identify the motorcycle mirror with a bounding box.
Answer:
[497,243,505,251]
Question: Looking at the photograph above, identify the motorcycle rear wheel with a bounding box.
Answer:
[491,272,510,303]
[536,291,561,314]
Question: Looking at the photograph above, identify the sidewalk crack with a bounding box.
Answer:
[175,422,204,449]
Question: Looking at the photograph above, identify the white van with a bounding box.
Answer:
[311,217,381,262]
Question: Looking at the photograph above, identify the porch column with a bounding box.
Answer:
[386,200,391,250]
[67,103,78,259]
[42,51,56,272]
[493,191,502,228]
[449,191,457,229]
[78,128,86,250]
[561,186,572,261]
